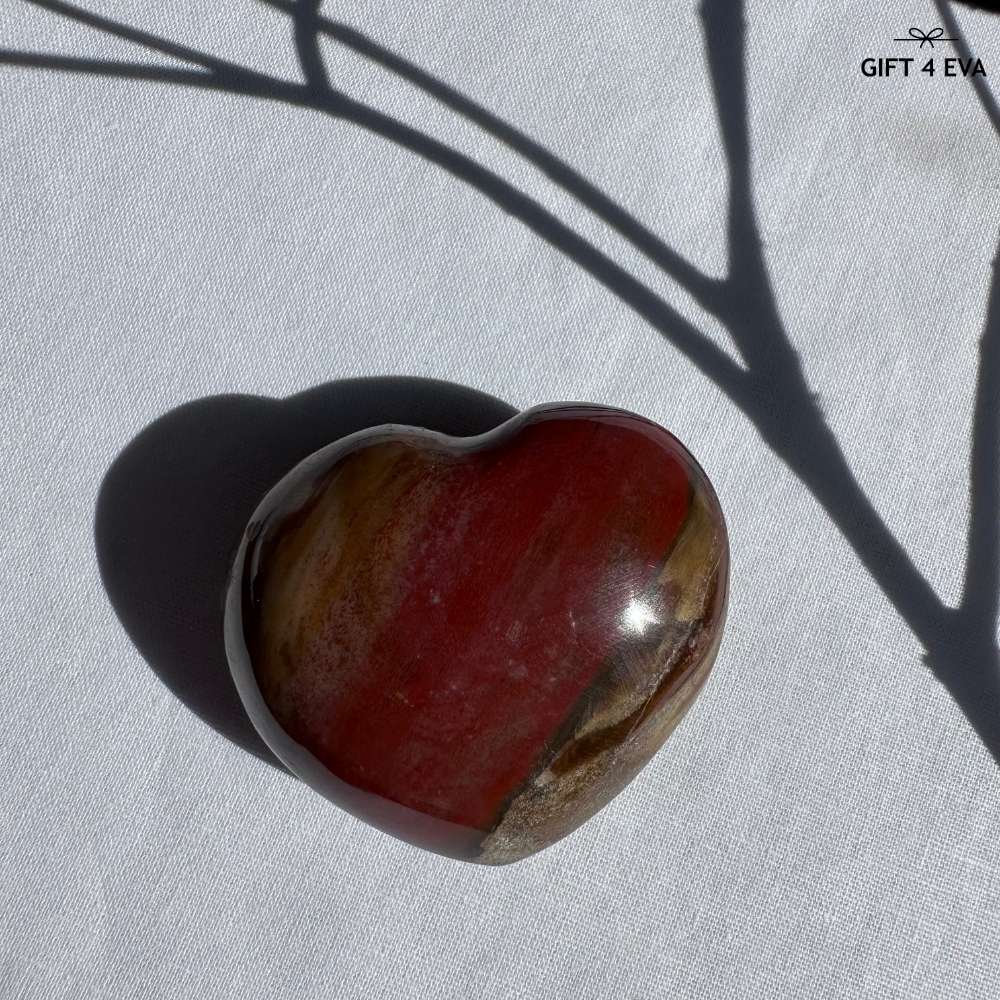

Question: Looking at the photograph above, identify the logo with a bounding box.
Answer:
[862,27,987,78]
[892,27,955,49]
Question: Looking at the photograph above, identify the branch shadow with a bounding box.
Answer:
[935,0,1000,135]
[693,0,1000,751]
[4,0,997,765]
[94,378,516,766]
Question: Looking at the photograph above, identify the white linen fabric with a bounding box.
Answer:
[2,2,999,997]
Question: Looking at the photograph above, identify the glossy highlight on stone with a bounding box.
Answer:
[225,404,729,864]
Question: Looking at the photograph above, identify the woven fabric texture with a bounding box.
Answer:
[2,2,999,997]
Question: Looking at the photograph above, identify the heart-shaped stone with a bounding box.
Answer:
[225,404,728,863]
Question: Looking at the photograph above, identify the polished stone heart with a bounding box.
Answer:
[225,404,728,863]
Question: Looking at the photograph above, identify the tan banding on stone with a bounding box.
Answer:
[478,491,726,865]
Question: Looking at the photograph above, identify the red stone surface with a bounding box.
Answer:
[226,404,728,863]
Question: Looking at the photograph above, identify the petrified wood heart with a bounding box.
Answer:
[225,404,728,863]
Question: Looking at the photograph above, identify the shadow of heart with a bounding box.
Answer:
[94,377,517,768]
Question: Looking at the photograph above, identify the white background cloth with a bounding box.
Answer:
[2,2,999,997]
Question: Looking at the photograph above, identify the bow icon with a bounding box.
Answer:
[908,26,945,48]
